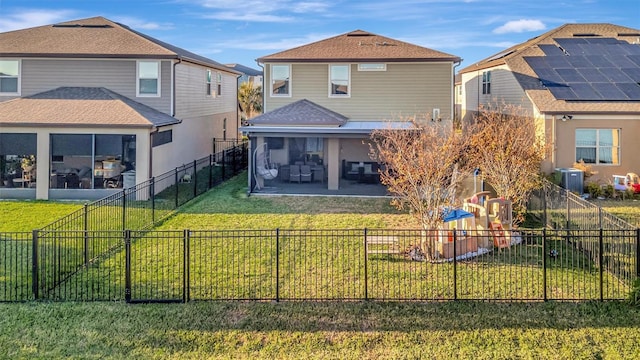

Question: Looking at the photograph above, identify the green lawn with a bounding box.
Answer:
[596,199,640,227]
[0,200,84,232]
[0,301,639,359]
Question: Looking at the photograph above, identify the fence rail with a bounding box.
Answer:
[2,228,638,302]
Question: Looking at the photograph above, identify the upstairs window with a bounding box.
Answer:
[217,72,222,96]
[137,61,160,96]
[330,64,350,97]
[0,60,20,94]
[576,129,620,165]
[482,71,491,95]
[271,64,290,96]
[206,70,212,96]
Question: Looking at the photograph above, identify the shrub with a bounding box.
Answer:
[572,159,597,180]
[602,184,615,199]
[628,278,640,307]
[585,182,602,198]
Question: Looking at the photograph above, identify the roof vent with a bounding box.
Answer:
[53,24,112,28]
[618,32,640,37]
[572,33,599,37]
[347,30,373,37]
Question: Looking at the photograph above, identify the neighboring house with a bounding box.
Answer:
[458,23,640,181]
[226,63,263,88]
[240,30,461,193]
[0,16,240,200]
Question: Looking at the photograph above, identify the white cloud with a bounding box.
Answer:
[0,9,76,32]
[190,0,330,22]
[493,19,546,34]
[112,16,174,30]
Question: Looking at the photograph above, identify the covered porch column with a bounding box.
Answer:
[35,129,50,200]
[327,138,340,190]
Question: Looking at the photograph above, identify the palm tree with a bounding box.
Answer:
[238,82,262,120]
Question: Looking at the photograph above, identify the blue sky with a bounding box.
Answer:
[1,0,638,70]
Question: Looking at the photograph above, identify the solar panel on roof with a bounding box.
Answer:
[545,56,571,68]
[607,55,637,68]
[600,68,634,83]
[568,83,602,100]
[539,44,565,56]
[586,55,615,67]
[556,68,587,82]
[617,83,640,100]
[622,68,640,82]
[592,83,629,100]
[628,55,640,67]
[576,68,609,82]
[547,85,579,100]
[566,56,593,68]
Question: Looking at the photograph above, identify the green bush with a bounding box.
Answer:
[602,184,615,199]
[628,278,640,307]
[585,182,602,198]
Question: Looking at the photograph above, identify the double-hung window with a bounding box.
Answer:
[217,72,222,96]
[0,60,20,95]
[330,64,350,97]
[137,61,160,96]
[206,70,212,96]
[576,129,620,164]
[482,71,491,95]
[271,64,290,96]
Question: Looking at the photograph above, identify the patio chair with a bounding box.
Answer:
[289,164,301,183]
[300,165,312,183]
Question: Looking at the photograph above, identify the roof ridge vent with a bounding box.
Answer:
[53,24,112,28]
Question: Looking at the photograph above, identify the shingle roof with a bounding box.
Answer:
[0,87,180,128]
[458,23,640,113]
[258,30,461,63]
[247,99,348,126]
[0,16,238,73]
[226,64,263,76]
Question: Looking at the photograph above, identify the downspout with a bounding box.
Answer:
[452,60,461,125]
[236,73,242,138]
[256,60,265,113]
[172,58,182,116]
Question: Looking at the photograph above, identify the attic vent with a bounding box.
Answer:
[485,50,515,62]
[53,24,112,28]
[375,42,395,46]
[347,30,373,37]
[618,33,640,37]
[572,33,599,37]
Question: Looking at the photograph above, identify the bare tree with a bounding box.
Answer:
[466,102,548,224]
[238,82,262,120]
[370,118,471,259]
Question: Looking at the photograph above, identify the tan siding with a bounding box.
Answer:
[19,59,171,114]
[174,63,237,119]
[265,62,454,121]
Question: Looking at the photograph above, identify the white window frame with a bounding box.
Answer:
[270,64,291,97]
[358,63,386,71]
[0,59,21,96]
[575,128,620,165]
[482,71,491,95]
[329,64,350,98]
[206,70,212,96]
[217,72,222,96]
[136,60,161,97]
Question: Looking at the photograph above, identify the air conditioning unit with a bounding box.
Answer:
[556,168,584,194]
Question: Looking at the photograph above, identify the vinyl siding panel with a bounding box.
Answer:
[174,63,237,119]
[19,58,171,114]
[265,62,454,121]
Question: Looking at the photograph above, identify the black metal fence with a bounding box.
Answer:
[38,141,248,234]
[2,228,638,302]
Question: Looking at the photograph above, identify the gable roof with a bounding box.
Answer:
[247,99,348,127]
[0,87,180,128]
[226,64,263,76]
[258,30,461,63]
[459,23,640,113]
[0,16,238,74]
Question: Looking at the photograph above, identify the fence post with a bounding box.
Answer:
[32,230,39,300]
[174,167,179,208]
[208,154,213,189]
[599,228,604,301]
[122,189,127,231]
[542,187,548,228]
[125,230,131,303]
[212,138,216,155]
[636,228,640,279]
[84,203,89,266]
[192,160,197,198]
[275,228,280,302]
[184,229,190,303]
[232,146,238,175]
[221,150,226,180]
[453,229,458,301]
[598,207,603,229]
[151,177,156,225]
[566,189,571,230]
[364,228,368,301]
[542,229,547,301]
